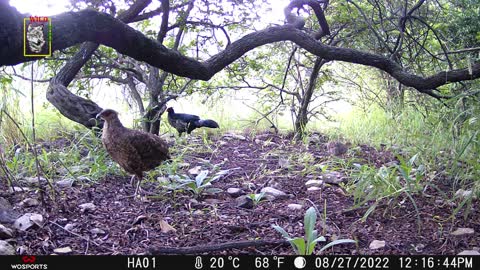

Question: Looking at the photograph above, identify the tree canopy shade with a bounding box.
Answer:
[1,0,479,99]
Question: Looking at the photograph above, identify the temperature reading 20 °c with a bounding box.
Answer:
[210,257,240,268]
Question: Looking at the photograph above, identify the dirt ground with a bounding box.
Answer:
[1,132,479,255]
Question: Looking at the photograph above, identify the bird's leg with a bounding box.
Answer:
[130,175,136,186]
[134,175,142,197]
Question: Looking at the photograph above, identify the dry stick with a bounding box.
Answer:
[30,62,48,207]
[49,221,114,253]
[149,239,289,255]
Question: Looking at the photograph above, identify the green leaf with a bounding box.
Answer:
[272,225,291,239]
[319,239,356,252]
[307,235,326,255]
[195,170,209,186]
[289,237,306,255]
[304,207,317,243]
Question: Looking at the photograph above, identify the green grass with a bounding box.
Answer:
[327,104,480,218]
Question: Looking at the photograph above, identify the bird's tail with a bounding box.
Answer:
[196,119,219,129]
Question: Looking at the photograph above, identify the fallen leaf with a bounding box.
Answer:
[159,219,176,233]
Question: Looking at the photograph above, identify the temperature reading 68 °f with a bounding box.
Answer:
[209,256,240,268]
[255,256,285,269]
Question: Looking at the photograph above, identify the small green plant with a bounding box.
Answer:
[177,168,232,197]
[273,207,356,255]
[247,192,265,206]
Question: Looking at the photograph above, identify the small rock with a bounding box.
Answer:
[30,214,44,227]
[235,195,254,209]
[90,228,106,235]
[242,182,256,190]
[458,250,480,255]
[53,247,72,254]
[414,243,425,253]
[227,188,244,197]
[188,166,202,176]
[451,228,474,236]
[0,224,14,239]
[305,180,323,188]
[218,140,228,146]
[223,133,246,140]
[13,213,37,231]
[56,178,75,188]
[455,189,474,199]
[307,186,322,192]
[16,245,28,255]
[369,240,386,250]
[321,171,346,185]
[0,240,15,255]
[254,139,262,144]
[64,223,76,231]
[19,198,40,207]
[77,176,91,182]
[21,176,47,186]
[260,187,288,200]
[9,186,31,193]
[0,197,20,224]
[79,203,96,212]
[287,204,303,211]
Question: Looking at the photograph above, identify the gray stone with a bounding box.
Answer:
[0,240,15,255]
[369,240,386,250]
[90,228,106,235]
[21,176,46,186]
[321,171,346,185]
[13,213,37,231]
[0,224,14,239]
[455,189,475,199]
[19,198,40,207]
[30,214,44,227]
[223,133,246,141]
[0,197,20,223]
[227,188,244,197]
[451,228,474,236]
[56,178,75,188]
[64,223,76,231]
[79,203,96,212]
[305,179,323,187]
[53,247,72,254]
[287,204,303,211]
[235,195,254,209]
[307,186,322,192]
[260,187,288,200]
[458,250,480,255]
[9,186,31,193]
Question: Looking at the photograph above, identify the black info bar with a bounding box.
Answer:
[1,255,478,270]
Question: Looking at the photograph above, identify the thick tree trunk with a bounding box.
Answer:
[45,0,153,130]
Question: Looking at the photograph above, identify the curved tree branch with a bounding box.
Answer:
[1,6,479,98]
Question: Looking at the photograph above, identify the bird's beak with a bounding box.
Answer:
[95,112,102,119]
